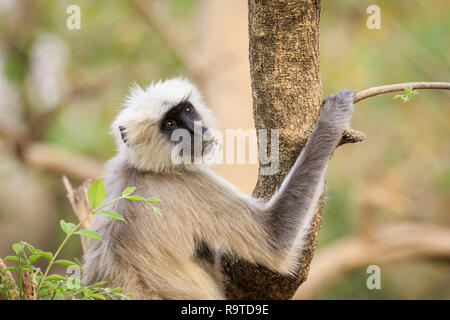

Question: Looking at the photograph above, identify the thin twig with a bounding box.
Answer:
[354,81,450,103]
[62,176,94,253]
[338,81,450,146]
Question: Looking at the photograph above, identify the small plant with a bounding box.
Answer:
[0,179,161,300]
[393,86,419,103]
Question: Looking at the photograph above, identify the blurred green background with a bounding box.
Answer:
[0,0,448,299]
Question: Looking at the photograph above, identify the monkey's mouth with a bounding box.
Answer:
[189,139,215,157]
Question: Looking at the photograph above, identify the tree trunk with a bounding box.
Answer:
[221,0,323,299]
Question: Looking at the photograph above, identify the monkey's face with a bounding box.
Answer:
[159,99,217,163]
[112,78,219,173]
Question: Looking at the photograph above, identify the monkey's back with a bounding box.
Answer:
[82,155,262,299]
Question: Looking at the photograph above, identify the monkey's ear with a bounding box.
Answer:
[119,126,128,144]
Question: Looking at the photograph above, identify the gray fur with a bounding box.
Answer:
[267,89,355,250]
[82,81,355,300]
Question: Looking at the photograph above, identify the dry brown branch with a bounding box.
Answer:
[293,223,450,299]
[21,142,104,181]
[62,176,94,253]
[354,82,450,103]
[338,129,366,147]
[21,269,36,300]
[0,258,20,300]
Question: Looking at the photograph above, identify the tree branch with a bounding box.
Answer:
[20,142,104,181]
[354,81,450,103]
[293,223,450,299]
[62,176,94,253]
[338,81,450,147]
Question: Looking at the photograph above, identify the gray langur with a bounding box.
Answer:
[82,78,356,299]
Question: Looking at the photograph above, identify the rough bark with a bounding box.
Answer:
[221,0,323,299]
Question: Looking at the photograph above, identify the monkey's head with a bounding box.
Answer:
[112,78,219,173]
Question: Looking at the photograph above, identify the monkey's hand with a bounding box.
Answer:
[318,88,356,133]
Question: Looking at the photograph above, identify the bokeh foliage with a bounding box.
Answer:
[0,0,448,299]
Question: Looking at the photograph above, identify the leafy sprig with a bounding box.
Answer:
[0,179,161,300]
[393,86,419,103]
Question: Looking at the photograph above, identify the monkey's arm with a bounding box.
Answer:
[262,89,356,272]
[209,89,355,275]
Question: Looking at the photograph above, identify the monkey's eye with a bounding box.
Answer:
[164,119,177,129]
[183,105,192,115]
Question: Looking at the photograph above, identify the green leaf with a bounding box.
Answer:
[29,255,39,263]
[153,207,163,218]
[75,230,103,242]
[40,252,54,261]
[93,281,108,287]
[122,187,136,196]
[54,259,79,267]
[92,294,106,300]
[83,288,93,297]
[3,267,18,273]
[88,179,106,209]
[49,283,57,293]
[12,242,25,255]
[5,256,27,265]
[46,274,67,282]
[4,256,19,262]
[126,195,145,201]
[57,285,65,298]
[22,265,32,271]
[60,220,76,235]
[143,201,152,209]
[29,252,53,263]
[146,197,160,203]
[99,210,126,222]
[23,242,36,254]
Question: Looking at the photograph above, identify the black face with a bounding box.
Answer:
[160,101,212,158]
[160,101,201,135]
